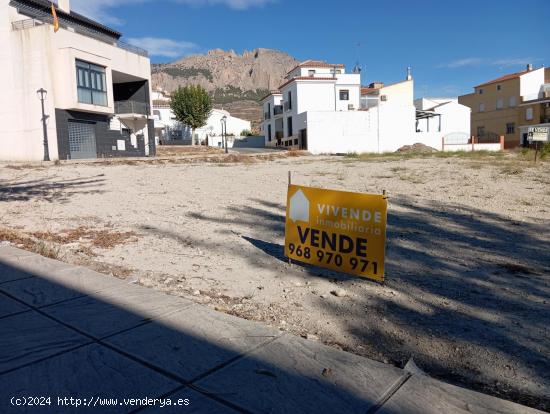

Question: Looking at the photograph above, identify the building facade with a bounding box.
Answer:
[414,97,471,147]
[458,65,548,148]
[261,60,423,154]
[152,90,251,147]
[0,0,155,161]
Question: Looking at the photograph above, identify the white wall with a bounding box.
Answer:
[416,101,471,136]
[305,105,416,155]
[520,68,545,101]
[294,81,336,113]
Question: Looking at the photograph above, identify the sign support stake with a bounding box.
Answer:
[288,171,293,266]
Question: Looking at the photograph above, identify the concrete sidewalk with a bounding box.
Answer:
[0,245,542,414]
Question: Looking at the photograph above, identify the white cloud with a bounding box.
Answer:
[438,58,484,69]
[439,57,537,69]
[69,0,274,24]
[126,37,197,58]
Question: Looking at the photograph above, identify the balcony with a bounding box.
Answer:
[11,11,148,58]
[264,112,271,120]
[273,105,283,116]
[115,100,150,116]
[283,101,292,112]
[275,131,284,140]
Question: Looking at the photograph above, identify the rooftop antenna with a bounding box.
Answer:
[352,42,362,77]
[406,65,412,80]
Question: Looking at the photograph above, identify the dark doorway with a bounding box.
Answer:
[300,129,308,150]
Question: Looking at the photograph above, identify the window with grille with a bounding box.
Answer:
[339,90,349,101]
[76,60,107,106]
[506,123,515,134]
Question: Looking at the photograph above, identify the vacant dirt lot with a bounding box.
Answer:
[1,152,549,411]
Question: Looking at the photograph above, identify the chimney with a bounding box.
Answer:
[58,0,70,13]
[526,63,533,72]
[406,66,412,81]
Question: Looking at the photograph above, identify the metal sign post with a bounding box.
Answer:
[527,127,549,163]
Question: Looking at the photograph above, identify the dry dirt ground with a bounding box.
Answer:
[1,151,549,411]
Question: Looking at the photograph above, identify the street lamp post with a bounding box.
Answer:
[36,88,50,162]
[221,115,228,154]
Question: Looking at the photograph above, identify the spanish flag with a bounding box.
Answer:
[51,2,59,32]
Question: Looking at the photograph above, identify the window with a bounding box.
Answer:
[267,124,272,142]
[76,60,107,106]
[288,91,292,110]
[339,90,349,101]
[294,138,299,145]
[308,69,315,77]
[287,116,293,137]
[477,126,485,137]
[479,102,485,112]
[153,110,161,120]
[479,88,484,95]
[526,107,534,121]
[506,123,515,134]
[509,96,517,107]
[497,84,502,91]
[330,69,342,75]
[496,98,504,109]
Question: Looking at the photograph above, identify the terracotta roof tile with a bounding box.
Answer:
[287,60,345,75]
[361,87,379,95]
[476,70,529,88]
[278,77,338,90]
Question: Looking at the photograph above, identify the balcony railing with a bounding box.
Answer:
[275,131,284,140]
[264,112,271,120]
[115,100,150,115]
[10,5,148,58]
[283,101,292,112]
[274,105,283,116]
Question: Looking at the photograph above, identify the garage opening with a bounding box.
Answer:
[68,120,97,159]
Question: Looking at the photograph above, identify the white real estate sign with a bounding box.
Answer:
[528,127,549,142]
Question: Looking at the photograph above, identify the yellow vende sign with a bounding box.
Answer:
[285,184,388,282]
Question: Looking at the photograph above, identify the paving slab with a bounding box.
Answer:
[0,276,88,307]
[378,374,542,414]
[0,292,29,318]
[0,245,35,260]
[141,388,240,413]
[0,256,41,284]
[0,252,74,285]
[0,343,180,414]
[105,304,280,382]
[195,333,407,414]
[42,283,193,339]
[0,311,89,374]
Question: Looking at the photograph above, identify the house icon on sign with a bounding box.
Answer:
[289,189,310,223]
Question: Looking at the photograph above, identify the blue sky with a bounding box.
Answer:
[70,0,549,97]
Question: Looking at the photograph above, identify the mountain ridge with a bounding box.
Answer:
[151,48,300,131]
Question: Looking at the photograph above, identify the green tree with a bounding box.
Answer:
[170,85,212,145]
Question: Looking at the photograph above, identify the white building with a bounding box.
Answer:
[152,90,251,147]
[0,0,155,161]
[261,60,422,154]
[414,97,471,149]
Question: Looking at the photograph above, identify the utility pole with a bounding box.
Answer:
[37,88,50,162]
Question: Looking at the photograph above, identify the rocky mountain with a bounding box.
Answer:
[151,48,299,131]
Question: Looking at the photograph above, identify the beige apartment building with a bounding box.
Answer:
[459,65,549,148]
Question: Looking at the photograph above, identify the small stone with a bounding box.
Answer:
[331,289,347,297]
[322,368,332,377]
[192,290,201,296]
[320,294,328,299]
[305,334,318,341]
